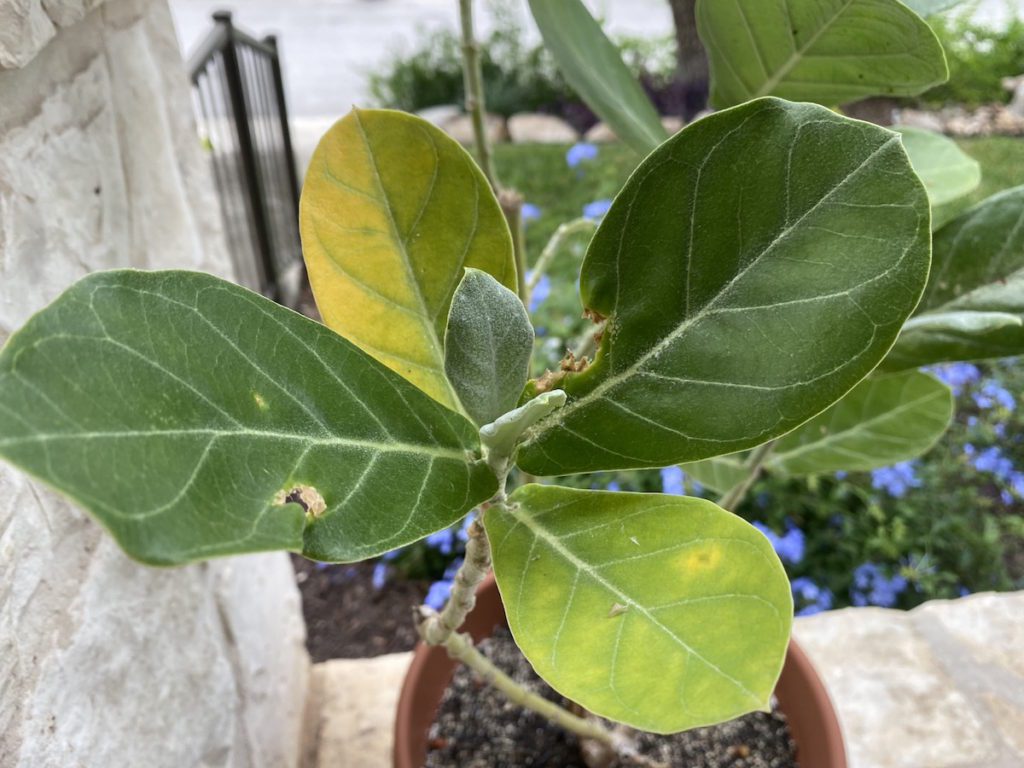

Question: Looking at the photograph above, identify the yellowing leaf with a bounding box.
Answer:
[300,108,516,410]
[487,485,792,733]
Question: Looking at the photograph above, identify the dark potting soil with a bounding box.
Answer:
[425,628,798,768]
[292,555,428,661]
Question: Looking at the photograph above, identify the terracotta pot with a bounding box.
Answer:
[395,575,847,768]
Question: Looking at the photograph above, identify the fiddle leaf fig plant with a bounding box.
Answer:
[2,0,1022,761]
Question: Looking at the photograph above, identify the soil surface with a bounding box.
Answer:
[292,556,428,661]
[425,628,798,768]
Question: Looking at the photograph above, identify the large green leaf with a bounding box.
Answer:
[896,127,980,208]
[0,271,497,565]
[884,186,1024,370]
[769,371,953,475]
[487,485,792,733]
[300,108,516,411]
[680,455,748,495]
[528,0,667,155]
[698,0,948,109]
[516,99,931,476]
[444,268,534,426]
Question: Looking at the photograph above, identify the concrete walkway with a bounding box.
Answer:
[305,591,1024,768]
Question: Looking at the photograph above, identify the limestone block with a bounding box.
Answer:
[0,0,307,765]
[583,121,617,143]
[441,112,507,146]
[0,0,107,69]
[311,653,412,768]
[507,112,578,144]
[796,592,1024,768]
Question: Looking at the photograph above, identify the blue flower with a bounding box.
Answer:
[583,199,613,221]
[972,446,1014,480]
[380,547,403,562]
[425,528,456,555]
[851,562,908,607]
[522,202,542,221]
[424,580,452,610]
[870,461,921,498]
[834,470,848,480]
[957,585,972,597]
[372,562,389,590]
[753,521,805,565]
[660,466,686,495]
[566,142,598,168]
[973,380,1015,411]
[606,481,621,492]
[924,362,981,395]
[792,577,833,616]
[529,273,551,313]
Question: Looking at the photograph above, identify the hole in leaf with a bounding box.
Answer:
[273,485,327,518]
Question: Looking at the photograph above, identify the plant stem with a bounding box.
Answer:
[416,512,621,749]
[441,629,617,747]
[718,440,776,511]
[458,0,498,191]
[529,218,598,292]
[501,189,530,307]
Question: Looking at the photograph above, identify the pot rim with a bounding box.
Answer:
[394,574,847,768]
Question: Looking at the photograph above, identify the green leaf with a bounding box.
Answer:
[768,371,953,475]
[679,456,748,495]
[528,0,667,155]
[486,485,792,733]
[300,108,516,411]
[883,185,1024,370]
[896,127,980,208]
[902,0,965,16]
[517,99,931,476]
[444,269,534,426]
[698,0,948,109]
[0,271,497,566]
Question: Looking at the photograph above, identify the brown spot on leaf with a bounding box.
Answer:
[274,485,327,518]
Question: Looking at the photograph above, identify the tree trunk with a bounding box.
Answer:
[667,0,709,118]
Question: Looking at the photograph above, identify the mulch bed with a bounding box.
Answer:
[292,556,428,661]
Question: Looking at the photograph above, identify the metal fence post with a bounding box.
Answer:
[214,10,278,300]
[264,34,302,216]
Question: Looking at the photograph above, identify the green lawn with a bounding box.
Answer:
[494,136,1024,269]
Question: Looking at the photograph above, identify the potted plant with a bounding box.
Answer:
[2,0,1023,765]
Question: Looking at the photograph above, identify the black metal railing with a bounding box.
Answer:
[187,11,304,306]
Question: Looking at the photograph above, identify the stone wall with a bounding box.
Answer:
[0,1,310,765]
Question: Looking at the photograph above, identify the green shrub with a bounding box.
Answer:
[920,5,1024,106]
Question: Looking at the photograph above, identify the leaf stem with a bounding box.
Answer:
[441,628,617,747]
[718,440,776,511]
[458,0,498,191]
[529,218,598,292]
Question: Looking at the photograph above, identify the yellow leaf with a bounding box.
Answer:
[300,108,516,410]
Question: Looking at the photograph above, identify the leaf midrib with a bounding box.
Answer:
[0,428,470,461]
[351,110,466,413]
[529,130,900,441]
[516,506,763,705]
[754,0,858,98]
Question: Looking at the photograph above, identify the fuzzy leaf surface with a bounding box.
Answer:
[444,269,534,426]
[897,127,980,208]
[698,0,947,109]
[528,0,667,155]
[0,271,497,565]
[884,186,1024,370]
[487,485,792,733]
[517,99,931,476]
[768,371,953,475]
[300,108,516,411]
